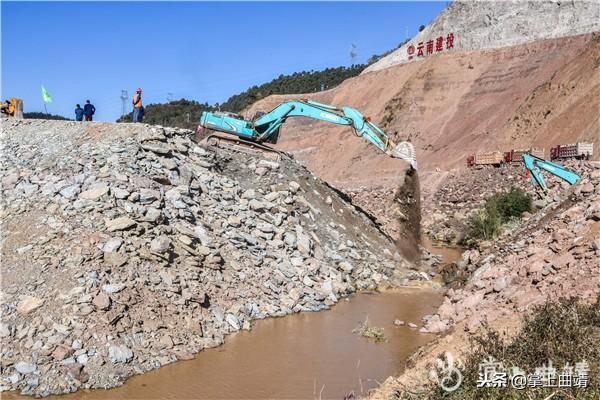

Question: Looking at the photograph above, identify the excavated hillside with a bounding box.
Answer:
[245,33,599,237]
[364,0,600,72]
[0,119,422,397]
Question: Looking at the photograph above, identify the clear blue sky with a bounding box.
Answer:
[2,1,447,121]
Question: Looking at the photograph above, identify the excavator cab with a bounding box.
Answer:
[252,111,266,122]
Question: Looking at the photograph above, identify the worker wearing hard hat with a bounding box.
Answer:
[132,88,144,123]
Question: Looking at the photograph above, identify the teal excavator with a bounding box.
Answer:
[197,99,417,169]
[522,153,580,195]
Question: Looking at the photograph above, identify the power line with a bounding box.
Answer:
[350,43,357,64]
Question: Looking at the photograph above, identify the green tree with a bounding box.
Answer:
[24,112,70,121]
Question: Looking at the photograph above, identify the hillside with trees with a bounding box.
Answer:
[219,65,365,112]
[24,112,70,121]
[118,99,215,130]
[117,41,410,129]
[117,65,365,129]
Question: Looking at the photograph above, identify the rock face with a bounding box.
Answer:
[364,0,600,72]
[425,161,600,334]
[0,119,412,396]
[420,160,593,245]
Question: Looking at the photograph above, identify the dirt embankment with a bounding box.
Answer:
[0,119,424,397]
[247,33,599,179]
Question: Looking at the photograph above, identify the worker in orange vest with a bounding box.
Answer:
[132,88,144,122]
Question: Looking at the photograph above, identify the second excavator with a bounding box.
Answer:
[522,153,580,195]
[196,99,417,169]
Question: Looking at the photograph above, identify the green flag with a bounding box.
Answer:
[41,86,52,103]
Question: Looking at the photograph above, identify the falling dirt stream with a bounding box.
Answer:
[8,243,461,400]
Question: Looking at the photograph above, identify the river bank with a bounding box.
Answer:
[369,160,600,399]
[5,289,444,400]
[0,120,422,397]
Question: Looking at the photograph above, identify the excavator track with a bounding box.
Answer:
[204,132,288,161]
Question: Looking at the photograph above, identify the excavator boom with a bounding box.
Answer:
[522,153,580,194]
[199,99,417,169]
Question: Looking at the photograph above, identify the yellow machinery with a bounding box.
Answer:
[1,98,24,119]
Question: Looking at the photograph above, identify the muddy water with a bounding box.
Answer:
[14,289,442,400]
[420,235,464,265]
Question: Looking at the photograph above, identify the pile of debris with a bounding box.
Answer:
[0,119,414,396]
[420,161,600,334]
[421,161,592,244]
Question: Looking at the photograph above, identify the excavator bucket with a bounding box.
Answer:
[389,141,418,170]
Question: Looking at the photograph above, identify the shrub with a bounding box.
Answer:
[426,297,600,400]
[494,188,532,222]
[468,189,532,240]
[469,202,501,240]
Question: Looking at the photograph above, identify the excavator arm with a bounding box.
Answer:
[522,153,580,194]
[199,99,417,169]
[253,100,350,138]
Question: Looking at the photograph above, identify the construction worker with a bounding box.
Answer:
[132,88,144,123]
[83,100,96,121]
[74,104,84,121]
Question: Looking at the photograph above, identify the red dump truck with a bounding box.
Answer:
[504,148,545,162]
[550,143,594,160]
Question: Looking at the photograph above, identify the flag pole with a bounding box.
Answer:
[44,103,48,115]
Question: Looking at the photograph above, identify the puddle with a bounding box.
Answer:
[420,234,464,265]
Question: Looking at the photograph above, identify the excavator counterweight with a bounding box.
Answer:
[198,99,417,169]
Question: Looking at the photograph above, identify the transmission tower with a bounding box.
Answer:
[120,90,128,118]
[350,44,357,64]
[167,92,173,103]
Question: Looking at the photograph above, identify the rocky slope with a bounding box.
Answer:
[420,160,592,245]
[371,160,600,398]
[0,119,419,396]
[364,0,600,73]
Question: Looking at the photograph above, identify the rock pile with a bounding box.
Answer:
[0,119,413,396]
[422,161,592,244]
[420,161,600,334]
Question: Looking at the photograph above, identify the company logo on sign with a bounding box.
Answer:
[407,32,455,60]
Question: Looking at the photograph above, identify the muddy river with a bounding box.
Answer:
[9,243,460,400]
